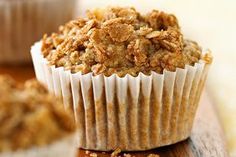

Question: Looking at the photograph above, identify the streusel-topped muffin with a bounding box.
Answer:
[31,7,212,151]
[0,76,76,157]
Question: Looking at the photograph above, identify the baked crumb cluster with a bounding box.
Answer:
[42,7,203,76]
[84,149,159,157]
[0,76,75,152]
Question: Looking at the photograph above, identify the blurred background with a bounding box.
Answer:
[0,0,235,156]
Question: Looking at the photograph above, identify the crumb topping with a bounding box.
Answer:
[0,76,75,152]
[41,7,208,77]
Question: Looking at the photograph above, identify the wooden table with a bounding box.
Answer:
[0,65,228,157]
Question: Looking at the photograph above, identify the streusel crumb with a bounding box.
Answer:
[41,7,210,77]
[111,148,121,157]
[89,153,98,157]
[123,153,132,157]
[0,76,75,152]
[147,154,160,157]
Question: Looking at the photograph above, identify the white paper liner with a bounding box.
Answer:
[0,0,75,64]
[31,41,211,151]
[0,134,77,157]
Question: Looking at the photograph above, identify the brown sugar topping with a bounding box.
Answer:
[41,7,209,77]
[0,76,75,152]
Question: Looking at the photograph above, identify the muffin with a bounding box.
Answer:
[31,7,213,151]
[0,0,75,64]
[0,76,77,157]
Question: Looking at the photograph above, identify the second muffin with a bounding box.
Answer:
[0,76,77,157]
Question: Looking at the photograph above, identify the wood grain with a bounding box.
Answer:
[0,65,228,157]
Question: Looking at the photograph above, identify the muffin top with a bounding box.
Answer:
[41,7,211,77]
[0,76,75,152]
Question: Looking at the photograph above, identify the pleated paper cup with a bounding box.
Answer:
[0,0,75,64]
[0,134,77,157]
[31,41,211,151]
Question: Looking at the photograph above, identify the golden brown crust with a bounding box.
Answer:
[41,7,204,77]
[0,76,75,152]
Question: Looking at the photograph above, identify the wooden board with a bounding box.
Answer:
[0,65,228,157]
